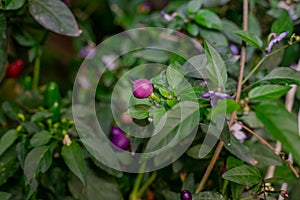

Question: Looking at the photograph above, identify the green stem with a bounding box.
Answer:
[221,180,229,196]
[137,172,157,197]
[242,44,289,84]
[32,54,41,91]
[129,163,146,200]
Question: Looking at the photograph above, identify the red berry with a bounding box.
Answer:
[181,189,192,200]
[133,79,153,99]
[6,59,24,78]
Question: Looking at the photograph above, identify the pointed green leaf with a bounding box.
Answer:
[24,146,50,185]
[28,0,81,36]
[222,165,261,186]
[224,136,257,166]
[204,41,227,87]
[254,102,300,164]
[248,85,291,101]
[30,130,52,147]
[209,99,240,119]
[127,104,150,119]
[234,30,262,48]
[62,142,86,185]
[188,0,202,13]
[187,23,199,36]
[263,67,300,85]
[271,11,293,36]
[0,129,18,156]
[166,63,184,90]
[5,0,26,10]
[195,9,223,30]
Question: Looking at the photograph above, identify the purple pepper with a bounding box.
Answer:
[110,127,130,150]
[132,79,153,99]
[180,189,192,200]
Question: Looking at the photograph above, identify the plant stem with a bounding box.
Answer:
[137,172,157,197]
[195,0,249,193]
[32,55,41,91]
[129,163,146,200]
[242,44,289,84]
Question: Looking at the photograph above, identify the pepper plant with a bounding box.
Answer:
[0,0,300,200]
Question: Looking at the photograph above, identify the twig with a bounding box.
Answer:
[195,0,248,193]
[240,123,285,155]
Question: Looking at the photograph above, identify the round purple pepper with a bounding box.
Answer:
[180,189,192,200]
[110,127,130,150]
[132,79,153,99]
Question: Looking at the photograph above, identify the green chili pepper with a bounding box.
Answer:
[49,101,60,122]
[44,81,61,108]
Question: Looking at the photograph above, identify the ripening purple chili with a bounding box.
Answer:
[132,79,153,98]
[280,190,289,199]
[110,126,130,150]
[200,91,235,107]
[180,189,192,200]
[267,31,289,53]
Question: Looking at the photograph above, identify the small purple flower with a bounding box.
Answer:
[230,122,247,142]
[180,189,192,200]
[132,79,153,99]
[78,42,96,59]
[200,91,235,107]
[267,31,289,53]
[230,43,239,55]
[110,126,130,150]
[160,10,173,21]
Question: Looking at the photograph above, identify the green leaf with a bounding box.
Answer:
[0,13,6,77]
[222,165,261,186]
[0,129,18,156]
[234,30,262,48]
[249,142,282,168]
[5,0,25,10]
[224,136,257,166]
[30,130,52,147]
[140,49,169,63]
[254,102,300,164]
[188,0,202,13]
[209,99,240,119]
[127,104,150,119]
[221,20,242,44]
[248,85,291,101]
[199,28,228,47]
[194,191,225,200]
[195,9,223,30]
[182,173,195,192]
[30,112,53,123]
[86,166,123,200]
[263,67,300,85]
[1,101,19,120]
[28,0,81,36]
[144,101,199,153]
[187,144,213,159]
[179,87,202,102]
[24,146,49,183]
[240,111,263,128]
[204,41,227,87]
[0,192,12,200]
[226,156,244,170]
[271,11,293,36]
[158,88,169,98]
[166,63,184,91]
[187,23,199,36]
[0,147,19,186]
[152,107,167,127]
[62,142,86,185]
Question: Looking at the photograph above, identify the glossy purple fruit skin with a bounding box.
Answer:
[180,189,192,200]
[133,79,153,98]
[110,127,130,150]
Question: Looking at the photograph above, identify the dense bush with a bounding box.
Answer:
[0,0,300,199]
